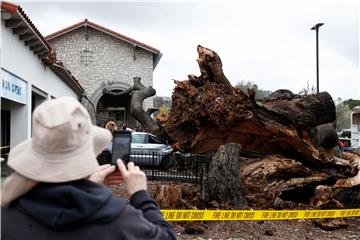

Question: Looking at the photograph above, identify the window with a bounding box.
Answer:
[132,134,147,144]
[149,135,162,144]
[80,47,93,66]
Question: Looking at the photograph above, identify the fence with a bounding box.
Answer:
[97,151,211,185]
[1,150,211,186]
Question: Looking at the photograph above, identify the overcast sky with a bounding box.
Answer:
[17,0,359,100]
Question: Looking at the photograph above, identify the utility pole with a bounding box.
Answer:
[311,23,324,93]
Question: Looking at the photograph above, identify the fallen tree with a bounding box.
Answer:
[163,46,336,166]
[240,152,359,209]
[130,46,337,163]
[132,45,359,210]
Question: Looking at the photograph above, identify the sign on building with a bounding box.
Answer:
[1,69,27,104]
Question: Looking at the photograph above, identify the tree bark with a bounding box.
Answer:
[260,90,336,130]
[205,143,247,206]
[309,122,338,149]
[154,184,183,208]
[240,153,359,209]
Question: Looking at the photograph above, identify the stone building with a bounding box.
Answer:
[45,19,162,128]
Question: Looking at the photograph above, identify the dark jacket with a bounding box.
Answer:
[1,180,176,240]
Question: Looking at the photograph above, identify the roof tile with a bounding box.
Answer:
[45,19,160,54]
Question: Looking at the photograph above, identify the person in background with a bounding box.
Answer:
[105,120,118,134]
[104,120,118,152]
[122,123,134,132]
[1,97,176,240]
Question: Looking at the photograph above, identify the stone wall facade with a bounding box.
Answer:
[48,27,155,127]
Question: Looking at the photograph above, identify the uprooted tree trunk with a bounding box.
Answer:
[163,46,336,167]
[205,143,247,206]
[130,46,336,165]
[130,45,359,210]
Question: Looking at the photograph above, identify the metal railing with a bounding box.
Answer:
[1,149,211,185]
[97,151,210,185]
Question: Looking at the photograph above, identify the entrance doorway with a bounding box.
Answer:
[1,98,11,160]
[96,89,136,129]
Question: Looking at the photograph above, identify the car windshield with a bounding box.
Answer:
[132,134,147,144]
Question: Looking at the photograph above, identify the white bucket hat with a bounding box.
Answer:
[7,96,112,183]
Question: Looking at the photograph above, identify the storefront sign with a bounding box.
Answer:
[1,69,27,104]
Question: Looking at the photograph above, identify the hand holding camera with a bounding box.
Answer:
[89,159,147,198]
[117,160,147,198]
[89,164,118,185]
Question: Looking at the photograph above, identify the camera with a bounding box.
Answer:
[111,130,132,165]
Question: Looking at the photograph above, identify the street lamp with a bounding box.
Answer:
[311,23,324,93]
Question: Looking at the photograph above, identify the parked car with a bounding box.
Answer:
[130,132,173,168]
[97,132,173,168]
[338,137,354,152]
[340,129,351,138]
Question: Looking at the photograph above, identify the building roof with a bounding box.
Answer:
[1,1,84,95]
[45,19,162,69]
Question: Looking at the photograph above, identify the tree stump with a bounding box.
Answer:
[205,143,247,206]
[154,184,183,208]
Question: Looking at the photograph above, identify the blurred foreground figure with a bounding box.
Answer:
[1,97,176,240]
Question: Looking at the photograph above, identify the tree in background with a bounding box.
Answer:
[155,105,170,124]
[299,81,317,95]
[235,80,272,99]
[342,99,360,111]
[159,105,170,116]
[335,98,352,131]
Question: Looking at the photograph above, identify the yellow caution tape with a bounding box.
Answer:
[161,209,360,221]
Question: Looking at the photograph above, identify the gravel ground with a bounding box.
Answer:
[172,218,360,240]
[109,181,360,240]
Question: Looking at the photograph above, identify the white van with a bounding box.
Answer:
[351,106,360,148]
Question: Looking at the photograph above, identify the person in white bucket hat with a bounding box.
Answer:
[1,97,176,240]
